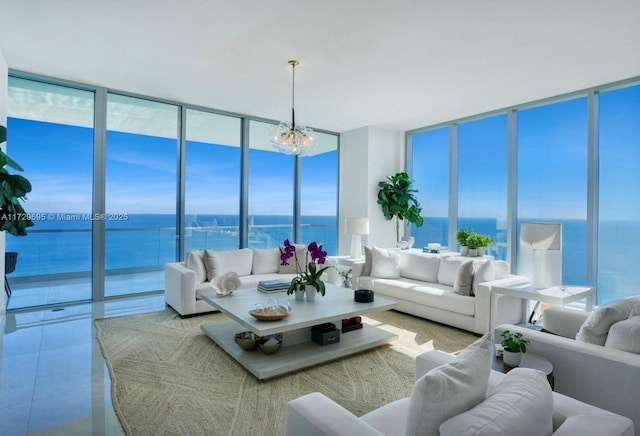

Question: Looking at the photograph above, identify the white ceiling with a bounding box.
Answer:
[1,0,639,133]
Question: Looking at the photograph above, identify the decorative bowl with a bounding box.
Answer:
[257,335,282,354]
[234,331,259,351]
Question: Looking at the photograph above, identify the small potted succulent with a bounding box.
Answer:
[500,330,530,367]
[477,234,494,257]
[455,228,472,256]
[465,233,482,257]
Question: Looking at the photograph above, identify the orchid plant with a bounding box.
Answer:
[280,239,332,296]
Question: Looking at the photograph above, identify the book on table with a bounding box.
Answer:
[257,279,289,293]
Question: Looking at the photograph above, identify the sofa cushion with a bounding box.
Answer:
[371,246,401,279]
[576,298,634,345]
[375,278,476,316]
[363,245,373,276]
[252,248,280,274]
[493,260,510,280]
[454,260,474,296]
[472,261,495,295]
[406,334,491,436]
[279,244,307,274]
[439,368,553,436]
[438,257,469,286]
[604,316,640,354]
[400,251,441,282]
[203,248,253,281]
[185,250,207,284]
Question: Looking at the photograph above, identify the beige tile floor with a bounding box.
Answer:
[0,294,166,435]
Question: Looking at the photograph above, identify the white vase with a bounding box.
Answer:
[476,246,484,257]
[294,285,305,301]
[468,248,477,257]
[503,349,521,367]
[460,246,469,256]
[305,285,316,301]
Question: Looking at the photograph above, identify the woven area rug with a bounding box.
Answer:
[95,308,476,435]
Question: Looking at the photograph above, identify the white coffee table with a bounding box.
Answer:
[200,284,398,380]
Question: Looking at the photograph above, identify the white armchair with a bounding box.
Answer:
[287,345,634,435]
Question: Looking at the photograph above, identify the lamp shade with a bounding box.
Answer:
[346,217,369,235]
[520,222,561,250]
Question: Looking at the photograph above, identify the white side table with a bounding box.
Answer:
[491,284,596,332]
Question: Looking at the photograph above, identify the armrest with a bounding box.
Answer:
[286,392,384,436]
[164,262,197,315]
[542,306,590,338]
[350,261,365,288]
[553,415,634,436]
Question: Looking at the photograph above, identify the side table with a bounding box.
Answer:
[492,352,554,389]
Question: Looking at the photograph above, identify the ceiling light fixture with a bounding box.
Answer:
[270,59,316,156]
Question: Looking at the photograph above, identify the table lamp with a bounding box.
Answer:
[520,222,562,289]
[347,217,369,259]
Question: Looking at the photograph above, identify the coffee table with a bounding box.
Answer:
[200,284,398,380]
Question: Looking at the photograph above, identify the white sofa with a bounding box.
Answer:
[350,248,530,334]
[495,304,640,434]
[164,247,338,316]
[287,344,634,435]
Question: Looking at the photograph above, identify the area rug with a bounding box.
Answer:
[95,309,476,435]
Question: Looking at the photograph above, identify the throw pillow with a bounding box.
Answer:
[406,334,492,436]
[438,257,467,286]
[576,298,634,345]
[604,316,640,354]
[492,260,510,280]
[185,250,207,284]
[278,244,308,274]
[371,246,401,279]
[252,248,280,274]
[400,252,441,282]
[363,245,373,276]
[454,260,474,296]
[439,368,553,436]
[472,261,495,295]
[203,248,253,281]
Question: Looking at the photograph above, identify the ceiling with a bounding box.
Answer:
[1,0,639,133]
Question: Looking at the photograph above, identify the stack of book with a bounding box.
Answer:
[257,279,289,293]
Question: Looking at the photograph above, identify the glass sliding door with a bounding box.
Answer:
[248,121,294,248]
[517,97,588,286]
[598,84,640,304]
[184,109,241,252]
[300,132,338,254]
[104,94,178,297]
[458,115,508,259]
[6,78,95,308]
[410,127,450,248]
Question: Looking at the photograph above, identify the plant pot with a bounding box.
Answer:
[294,284,305,301]
[468,248,478,257]
[305,285,316,301]
[460,246,469,256]
[503,349,521,367]
[476,246,484,257]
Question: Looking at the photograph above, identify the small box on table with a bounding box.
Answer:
[311,322,340,346]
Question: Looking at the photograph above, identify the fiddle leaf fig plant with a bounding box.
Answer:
[0,125,34,236]
[377,172,424,242]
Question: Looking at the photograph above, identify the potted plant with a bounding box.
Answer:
[500,330,530,367]
[0,125,34,236]
[465,233,481,257]
[377,172,424,243]
[455,228,472,256]
[477,234,494,257]
[280,239,332,301]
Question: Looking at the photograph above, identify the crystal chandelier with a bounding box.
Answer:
[270,60,317,156]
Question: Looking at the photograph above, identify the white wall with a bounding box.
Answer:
[338,126,404,255]
[1,47,8,313]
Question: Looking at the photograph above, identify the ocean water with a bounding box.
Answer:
[6,214,636,304]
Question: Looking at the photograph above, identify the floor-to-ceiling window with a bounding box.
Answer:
[300,132,338,254]
[411,127,449,247]
[6,78,95,309]
[598,84,640,304]
[458,115,508,259]
[247,120,295,248]
[104,94,179,297]
[518,97,588,286]
[184,109,241,252]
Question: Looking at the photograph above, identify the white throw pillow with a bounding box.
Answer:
[576,298,634,345]
[454,260,474,296]
[252,248,280,274]
[438,257,467,286]
[604,316,640,354]
[363,245,373,276]
[400,252,441,282]
[278,244,308,274]
[203,248,253,280]
[439,368,553,436]
[472,261,495,295]
[406,334,492,436]
[492,260,510,280]
[371,246,401,279]
[185,250,207,284]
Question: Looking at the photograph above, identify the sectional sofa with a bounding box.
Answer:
[351,247,530,334]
